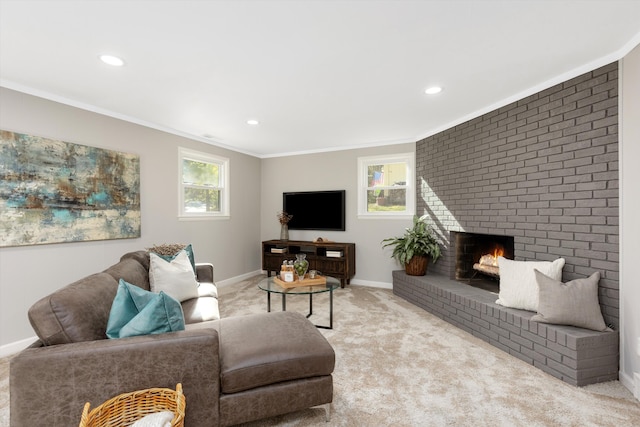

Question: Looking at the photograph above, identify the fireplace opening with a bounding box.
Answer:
[451,232,515,294]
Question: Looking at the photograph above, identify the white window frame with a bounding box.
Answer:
[178,147,230,220]
[357,152,415,219]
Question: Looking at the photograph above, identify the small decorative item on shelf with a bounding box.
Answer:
[293,253,309,281]
[277,211,293,241]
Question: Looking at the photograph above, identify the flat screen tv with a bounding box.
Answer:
[283,190,346,231]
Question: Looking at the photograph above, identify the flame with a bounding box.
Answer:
[478,246,505,267]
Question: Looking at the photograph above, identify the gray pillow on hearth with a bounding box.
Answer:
[531,270,610,332]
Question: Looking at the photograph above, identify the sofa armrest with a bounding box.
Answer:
[11,329,220,427]
[196,262,215,284]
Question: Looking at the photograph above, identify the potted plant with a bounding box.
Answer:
[381,215,441,276]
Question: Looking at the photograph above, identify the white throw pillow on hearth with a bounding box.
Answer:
[495,256,565,312]
[149,250,199,302]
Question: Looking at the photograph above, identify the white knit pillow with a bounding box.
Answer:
[149,250,199,302]
[495,257,565,311]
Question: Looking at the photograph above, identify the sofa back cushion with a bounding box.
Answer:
[120,250,151,270]
[28,272,119,345]
[104,256,150,291]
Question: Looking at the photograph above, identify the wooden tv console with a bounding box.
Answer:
[262,240,356,288]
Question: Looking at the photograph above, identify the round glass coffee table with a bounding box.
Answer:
[258,276,340,329]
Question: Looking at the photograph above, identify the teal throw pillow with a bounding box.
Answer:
[106,279,185,339]
[153,243,196,273]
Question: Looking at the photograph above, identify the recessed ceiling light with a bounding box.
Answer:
[99,54,125,67]
[425,86,442,95]
[247,119,259,126]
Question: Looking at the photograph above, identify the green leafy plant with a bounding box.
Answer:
[381,215,441,265]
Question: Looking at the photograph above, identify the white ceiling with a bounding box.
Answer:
[1,1,640,158]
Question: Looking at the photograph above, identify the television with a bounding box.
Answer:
[283,190,346,231]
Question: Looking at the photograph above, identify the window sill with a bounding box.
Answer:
[178,215,230,221]
[357,213,414,220]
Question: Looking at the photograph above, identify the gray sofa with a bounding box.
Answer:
[10,250,335,426]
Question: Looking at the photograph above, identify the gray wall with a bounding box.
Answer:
[0,88,262,348]
[260,144,415,286]
[621,44,640,397]
[416,63,620,328]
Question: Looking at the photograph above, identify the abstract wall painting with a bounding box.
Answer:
[0,130,141,247]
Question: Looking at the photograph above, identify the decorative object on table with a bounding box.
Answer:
[280,260,295,282]
[381,215,441,276]
[277,210,293,240]
[274,274,327,289]
[309,269,317,279]
[294,253,309,281]
[272,275,327,287]
[313,237,333,243]
[79,383,185,427]
[0,130,141,247]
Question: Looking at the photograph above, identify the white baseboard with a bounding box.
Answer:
[619,370,640,402]
[0,336,36,358]
[350,279,392,289]
[217,270,264,288]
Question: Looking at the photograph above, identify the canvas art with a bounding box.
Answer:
[0,130,141,247]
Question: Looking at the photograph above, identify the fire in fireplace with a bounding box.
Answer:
[473,247,504,278]
[451,232,514,293]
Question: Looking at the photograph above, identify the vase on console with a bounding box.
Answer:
[277,211,293,241]
[280,224,289,241]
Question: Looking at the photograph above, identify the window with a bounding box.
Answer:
[179,147,229,219]
[357,153,415,218]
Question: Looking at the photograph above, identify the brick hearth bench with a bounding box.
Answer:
[393,271,619,386]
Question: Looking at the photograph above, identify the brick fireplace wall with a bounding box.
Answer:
[416,62,619,328]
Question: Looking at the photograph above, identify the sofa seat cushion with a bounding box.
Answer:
[217,311,335,394]
[182,296,220,323]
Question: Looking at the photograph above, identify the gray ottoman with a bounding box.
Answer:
[216,311,335,426]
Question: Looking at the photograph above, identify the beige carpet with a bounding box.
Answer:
[2,276,640,426]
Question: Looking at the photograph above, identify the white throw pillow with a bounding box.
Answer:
[149,251,199,302]
[495,257,565,311]
[131,410,174,427]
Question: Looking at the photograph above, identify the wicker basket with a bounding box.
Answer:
[78,383,185,427]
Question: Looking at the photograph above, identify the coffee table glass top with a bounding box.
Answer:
[258,276,340,295]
